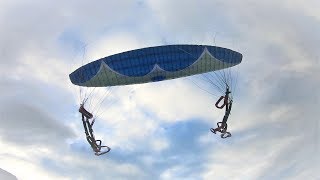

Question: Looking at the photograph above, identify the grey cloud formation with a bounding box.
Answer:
[0,101,74,147]
[0,76,75,149]
[39,155,147,179]
[0,0,143,74]
[251,68,320,179]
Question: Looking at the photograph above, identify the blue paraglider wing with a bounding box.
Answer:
[69,44,242,87]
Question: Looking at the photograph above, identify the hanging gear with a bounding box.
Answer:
[79,105,111,155]
[211,86,233,139]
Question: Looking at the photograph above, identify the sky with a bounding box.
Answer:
[0,0,319,179]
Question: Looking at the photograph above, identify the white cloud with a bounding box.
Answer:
[133,80,221,122]
[202,136,301,179]
[0,148,67,180]
[150,137,169,152]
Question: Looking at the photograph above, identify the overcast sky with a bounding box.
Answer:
[0,0,319,179]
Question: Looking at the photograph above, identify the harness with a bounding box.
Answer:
[212,87,233,139]
[80,105,111,155]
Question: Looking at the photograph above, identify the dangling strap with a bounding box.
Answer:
[221,132,232,138]
[95,146,111,156]
[215,96,226,109]
[210,128,216,134]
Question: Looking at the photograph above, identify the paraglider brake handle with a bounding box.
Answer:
[215,96,226,109]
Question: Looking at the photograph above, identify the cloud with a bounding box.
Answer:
[0,101,75,147]
[0,152,69,180]
[39,153,147,179]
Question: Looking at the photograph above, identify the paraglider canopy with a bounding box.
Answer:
[69,44,242,87]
